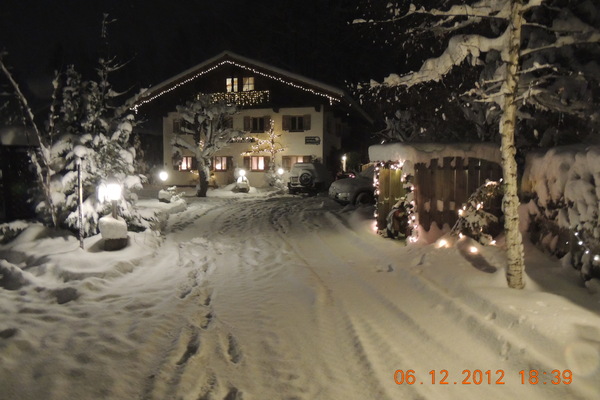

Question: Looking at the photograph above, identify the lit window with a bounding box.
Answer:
[179,156,193,171]
[214,156,228,171]
[282,156,311,170]
[226,78,238,92]
[243,77,254,91]
[251,156,266,171]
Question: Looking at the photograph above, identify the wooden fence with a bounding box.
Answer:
[376,157,503,232]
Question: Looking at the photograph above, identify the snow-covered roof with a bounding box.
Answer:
[132,51,370,122]
[369,142,502,164]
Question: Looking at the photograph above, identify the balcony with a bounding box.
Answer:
[208,90,270,107]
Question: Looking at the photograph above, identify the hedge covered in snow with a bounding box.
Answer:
[522,145,600,279]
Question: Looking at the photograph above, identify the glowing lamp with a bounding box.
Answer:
[98,178,122,218]
[277,168,284,175]
[469,246,478,254]
[159,170,168,182]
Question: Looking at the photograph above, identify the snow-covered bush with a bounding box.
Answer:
[523,145,600,279]
[451,181,503,245]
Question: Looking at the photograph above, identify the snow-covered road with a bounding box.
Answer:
[1,193,599,399]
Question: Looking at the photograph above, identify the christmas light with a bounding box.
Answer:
[372,160,418,243]
[132,59,342,112]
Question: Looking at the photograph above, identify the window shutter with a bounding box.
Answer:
[303,115,311,130]
[303,155,312,163]
[227,156,233,171]
[264,156,271,171]
[192,157,198,170]
[243,156,250,170]
[263,116,270,131]
[243,116,251,131]
[282,115,291,131]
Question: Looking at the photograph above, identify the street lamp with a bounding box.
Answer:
[342,154,347,172]
[97,178,127,251]
[158,170,168,183]
[98,178,122,218]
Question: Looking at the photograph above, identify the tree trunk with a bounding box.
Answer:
[196,161,209,197]
[500,0,526,289]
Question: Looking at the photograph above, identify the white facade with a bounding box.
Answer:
[162,107,344,187]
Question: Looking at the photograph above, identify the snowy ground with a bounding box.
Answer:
[1,186,600,400]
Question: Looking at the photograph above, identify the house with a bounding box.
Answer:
[132,51,371,188]
[0,126,38,222]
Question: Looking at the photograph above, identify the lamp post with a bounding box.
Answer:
[342,154,347,172]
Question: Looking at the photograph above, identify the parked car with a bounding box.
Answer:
[328,164,375,205]
[288,162,332,195]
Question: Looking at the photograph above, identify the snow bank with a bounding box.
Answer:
[523,145,600,236]
[369,142,501,173]
[522,145,600,279]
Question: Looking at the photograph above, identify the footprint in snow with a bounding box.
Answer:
[227,334,242,364]
[201,312,213,330]
[176,330,200,366]
[224,387,243,400]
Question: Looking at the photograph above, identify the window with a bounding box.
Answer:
[242,77,254,91]
[244,156,270,172]
[282,156,312,170]
[291,116,304,131]
[252,118,265,132]
[226,77,238,92]
[179,156,193,171]
[213,156,228,171]
[252,156,265,171]
[282,115,311,132]
[244,116,270,133]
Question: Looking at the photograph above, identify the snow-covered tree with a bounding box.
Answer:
[174,95,244,197]
[355,0,600,288]
[242,118,285,186]
[0,15,147,237]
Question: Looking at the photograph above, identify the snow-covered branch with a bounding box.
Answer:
[521,31,600,56]
[375,30,509,88]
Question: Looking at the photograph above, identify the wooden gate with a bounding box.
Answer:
[376,157,502,232]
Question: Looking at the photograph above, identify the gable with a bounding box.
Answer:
[132,51,371,124]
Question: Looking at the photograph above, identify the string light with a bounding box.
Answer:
[132,59,342,112]
[373,160,418,243]
[568,230,600,273]
[208,90,270,107]
[451,180,503,245]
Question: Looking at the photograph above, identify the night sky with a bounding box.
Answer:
[0,0,386,103]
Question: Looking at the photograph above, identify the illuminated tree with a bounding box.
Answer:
[174,95,244,197]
